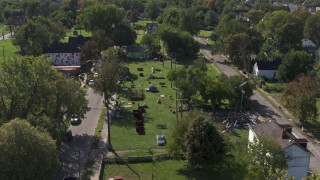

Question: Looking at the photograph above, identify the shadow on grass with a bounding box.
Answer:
[176,158,246,180]
[111,107,155,128]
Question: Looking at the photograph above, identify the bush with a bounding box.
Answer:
[130,89,145,101]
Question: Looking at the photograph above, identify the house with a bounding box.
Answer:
[252,59,282,80]
[145,22,158,34]
[249,121,311,180]
[44,35,91,76]
[127,46,151,60]
[302,39,318,58]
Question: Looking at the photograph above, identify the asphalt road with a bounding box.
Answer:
[195,36,320,174]
[54,87,104,179]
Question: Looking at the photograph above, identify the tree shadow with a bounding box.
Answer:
[250,99,281,121]
[55,133,103,180]
[304,121,320,140]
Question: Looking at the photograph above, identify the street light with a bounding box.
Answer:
[239,81,247,113]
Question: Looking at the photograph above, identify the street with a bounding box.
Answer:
[0,32,13,41]
[53,87,104,179]
[195,36,320,173]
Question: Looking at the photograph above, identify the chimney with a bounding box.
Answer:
[295,139,308,149]
[282,129,289,139]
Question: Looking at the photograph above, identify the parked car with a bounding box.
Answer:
[93,72,99,77]
[156,134,166,146]
[88,79,94,86]
[71,115,81,125]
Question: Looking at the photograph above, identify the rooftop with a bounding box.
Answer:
[251,121,309,152]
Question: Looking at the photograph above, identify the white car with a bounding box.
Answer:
[93,73,99,77]
[88,80,94,86]
[156,134,166,146]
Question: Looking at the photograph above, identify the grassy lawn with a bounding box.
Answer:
[0,40,20,61]
[135,19,152,26]
[110,58,218,150]
[92,107,107,149]
[103,159,228,180]
[199,30,212,37]
[62,27,92,42]
[0,24,8,35]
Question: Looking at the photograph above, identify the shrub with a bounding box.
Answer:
[130,89,145,101]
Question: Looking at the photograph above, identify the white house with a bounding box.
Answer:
[252,59,282,80]
[45,36,90,76]
[249,121,311,180]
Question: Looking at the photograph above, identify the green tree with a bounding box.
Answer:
[111,24,137,46]
[157,7,200,35]
[80,41,99,64]
[204,10,219,27]
[257,10,303,54]
[247,136,287,180]
[277,51,314,82]
[141,32,161,53]
[304,12,320,46]
[0,119,59,179]
[282,75,319,123]
[184,116,226,167]
[13,16,65,55]
[245,9,265,27]
[158,24,199,56]
[92,29,114,51]
[145,0,160,20]
[80,4,125,33]
[0,56,89,131]
[169,109,205,156]
[95,48,126,146]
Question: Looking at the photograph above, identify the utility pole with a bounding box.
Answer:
[106,98,112,150]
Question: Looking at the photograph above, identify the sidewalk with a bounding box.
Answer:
[90,95,117,180]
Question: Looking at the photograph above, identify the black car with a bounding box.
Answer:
[71,114,81,125]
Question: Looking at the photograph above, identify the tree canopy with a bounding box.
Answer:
[184,116,226,167]
[247,136,287,179]
[13,16,65,56]
[80,4,125,33]
[257,10,303,54]
[282,75,319,123]
[304,12,320,46]
[0,119,58,179]
[277,51,314,82]
[0,56,89,143]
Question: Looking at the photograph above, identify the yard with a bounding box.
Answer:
[103,129,249,180]
[109,58,218,150]
[0,24,8,35]
[0,40,20,61]
[199,30,212,37]
[102,159,225,180]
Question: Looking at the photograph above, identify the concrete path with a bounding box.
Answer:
[195,36,320,173]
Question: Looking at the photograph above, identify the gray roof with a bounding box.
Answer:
[251,121,309,152]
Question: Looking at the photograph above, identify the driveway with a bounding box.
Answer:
[195,36,320,173]
[54,87,104,179]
